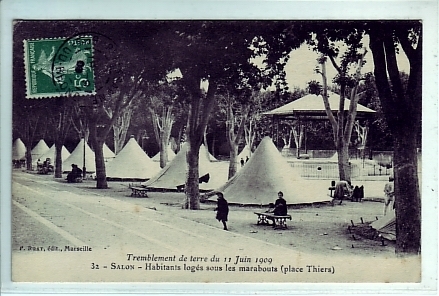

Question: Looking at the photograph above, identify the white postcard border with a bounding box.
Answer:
[1,0,438,295]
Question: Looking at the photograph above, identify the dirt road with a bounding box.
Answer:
[10,171,420,283]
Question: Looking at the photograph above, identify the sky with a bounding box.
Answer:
[285,37,410,90]
[170,36,411,92]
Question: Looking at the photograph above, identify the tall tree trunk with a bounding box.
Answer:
[244,118,256,157]
[228,144,239,179]
[182,71,217,210]
[203,128,211,161]
[90,122,108,189]
[292,124,304,158]
[113,108,132,155]
[185,140,201,210]
[54,141,63,178]
[94,139,108,189]
[159,131,169,169]
[225,97,248,179]
[211,133,216,159]
[337,141,351,181]
[149,107,174,169]
[393,127,421,253]
[369,27,421,254]
[25,146,32,171]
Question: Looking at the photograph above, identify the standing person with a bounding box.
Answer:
[383,176,395,215]
[245,156,249,163]
[240,158,245,167]
[214,192,229,230]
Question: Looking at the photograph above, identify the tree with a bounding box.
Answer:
[113,107,133,155]
[355,72,393,151]
[305,20,422,254]
[245,90,275,152]
[159,21,306,209]
[79,22,172,189]
[317,48,368,181]
[147,82,181,168]
[219,89,249,179]
[13,102,47,170]
[87,72,147,188]
[49,98,74,178]
[368,21,421,254]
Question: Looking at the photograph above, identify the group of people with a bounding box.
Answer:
[331,180,364,205]
[239,156,250,167]
[331,177,395,215]
[36,158,54,174]
[214,191,287,231]
[214,177,395,231]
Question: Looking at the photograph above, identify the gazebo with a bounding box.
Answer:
[263,92,376,158]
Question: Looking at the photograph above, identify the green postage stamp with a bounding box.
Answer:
[24,36,95,98]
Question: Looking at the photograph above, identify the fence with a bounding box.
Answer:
[288,159,392,180]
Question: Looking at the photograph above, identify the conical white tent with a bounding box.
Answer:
[31,139,50,161]
[106,137,160,180]
[152,145,176,162]
[201,144,218,162]
[63,139,96,172]
[215,136,331,205]
[328,152,340,162]
[12,138,26,160]
[371,210,396,241]
[144,143,216,190]
[36,145,70,165]
[103,143,115,161]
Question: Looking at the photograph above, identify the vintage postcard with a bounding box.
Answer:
[1,1,437,295]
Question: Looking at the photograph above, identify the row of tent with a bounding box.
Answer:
[143,136,331,206]
[13,138,115,171]
[12,137,218,179]
[14,136,331,206]
[13,137,395,237]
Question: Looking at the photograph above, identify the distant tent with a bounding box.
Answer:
[214,136,331,206]
[144,143,216,190]
[371,210,396,241]
[152,145,176,162]
[106,137,160,180]
[237,145,251,161]
[201,144,218,162]
[103,143,115,161]
[37,145,70,165]
[31,139,50,162]
[12,138,26,160]
[63,139,96,173]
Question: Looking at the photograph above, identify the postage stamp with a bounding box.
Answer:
[24,36,95,98]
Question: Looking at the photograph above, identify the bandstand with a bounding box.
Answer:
[263,92,377,179]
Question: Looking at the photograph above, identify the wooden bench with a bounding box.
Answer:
[130,186,148,197]
[254,212,292,230]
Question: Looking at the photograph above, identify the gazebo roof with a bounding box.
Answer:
[263,92,376,120]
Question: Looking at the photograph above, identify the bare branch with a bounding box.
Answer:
[328,55,342,74]
[319,57,338,142]
[344,48,367,141]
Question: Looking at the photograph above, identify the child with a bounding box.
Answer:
[214,192,229,230]
[383,176,395,215]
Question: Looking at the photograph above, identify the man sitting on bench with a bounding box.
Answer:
[266,191,287,226]
[67,164,83,183]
